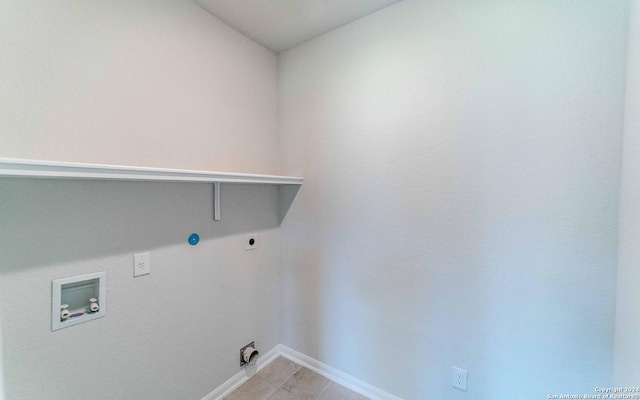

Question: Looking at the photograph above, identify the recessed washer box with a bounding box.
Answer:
[52,271,106,331]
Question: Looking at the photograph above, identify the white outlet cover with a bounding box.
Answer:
[134,252,151,277]
[452,367,468,391]
[245,234,259,250]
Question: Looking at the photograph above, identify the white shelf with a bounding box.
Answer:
[0,158,302,220]
[0,158,303,185]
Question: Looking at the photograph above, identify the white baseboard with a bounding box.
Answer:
[201,344,402,400]
[278,345,403,400]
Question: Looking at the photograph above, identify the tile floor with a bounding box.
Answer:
[224,356,370,400]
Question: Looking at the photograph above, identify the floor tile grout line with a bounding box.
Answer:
[313,380,332,400]
[277,362,302,397]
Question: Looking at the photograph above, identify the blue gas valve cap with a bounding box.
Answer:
[188,233,200,246]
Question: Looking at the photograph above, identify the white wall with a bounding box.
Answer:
[0,1,281,399]
[0,180,282,400]
[614,0,640,386]
[0,0,279,174]
[278,1,628,398]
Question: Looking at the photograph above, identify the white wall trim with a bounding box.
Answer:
[0,158,303,185]
[201,345,282,400]
[202,344,403,400]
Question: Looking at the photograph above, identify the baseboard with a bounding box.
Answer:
[201,345,282,400]
[278,345,403,400]
[201,344,402,400]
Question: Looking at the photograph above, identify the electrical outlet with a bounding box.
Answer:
[245,234,258,250]
[134,252,150,277]
[452,367,467,391]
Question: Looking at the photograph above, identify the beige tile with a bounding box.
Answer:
[317,382,369,400]
[225,375,279,400]
[281,367,330,400]
[266,388,300,400]
[257,356,302,387]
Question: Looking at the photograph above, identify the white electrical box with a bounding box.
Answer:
[52,271,106,331]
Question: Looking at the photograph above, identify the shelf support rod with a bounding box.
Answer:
[214,182,221,221]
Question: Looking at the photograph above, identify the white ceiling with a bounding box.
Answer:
[193,0,403,52]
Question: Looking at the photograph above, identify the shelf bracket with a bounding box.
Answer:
[214,182,221,221]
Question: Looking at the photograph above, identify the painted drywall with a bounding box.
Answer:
[614,0,640,386]
[0,179,282,400]
[0,1,282,399]
[0,0,279,174]
[278,0,628,398]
